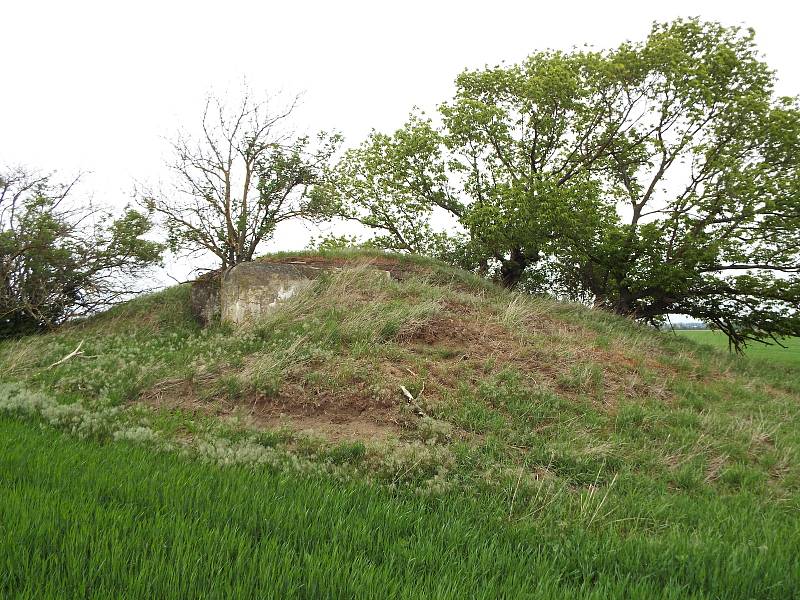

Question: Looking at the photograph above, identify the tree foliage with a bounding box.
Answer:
[563,21,800,348]
[319,19,800,348]
[311,116,460,257]
[143,92,340,269]
[0,167,163,337]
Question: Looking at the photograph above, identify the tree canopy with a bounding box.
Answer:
[0,167,163,337]
[143,92,340,269]
[318,19,800,348]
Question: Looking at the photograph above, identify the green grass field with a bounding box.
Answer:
[676,330,800,367]
[3,417,799,599]
[1,255,799,598]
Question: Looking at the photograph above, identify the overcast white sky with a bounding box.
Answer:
[2,0,798,282]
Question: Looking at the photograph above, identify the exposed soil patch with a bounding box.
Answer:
[140,369,413,443]
[247,381,407,442]
[402,313,493,346]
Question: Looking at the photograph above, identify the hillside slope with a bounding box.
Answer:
[2,252,799,598]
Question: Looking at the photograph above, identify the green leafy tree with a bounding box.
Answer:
[320,19,800,348]
[0,167,163,337]
[143,92,340,268]
[311,116,459,258]
[557,20,800,348]
[318,49,635,287]
[438,48,640,287]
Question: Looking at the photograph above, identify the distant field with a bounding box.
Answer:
[676,330,800,367]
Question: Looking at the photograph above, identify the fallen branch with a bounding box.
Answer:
[400,383,428,418]
[48,340,85,369]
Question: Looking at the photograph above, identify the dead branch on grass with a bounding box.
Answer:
[47,340,85,369]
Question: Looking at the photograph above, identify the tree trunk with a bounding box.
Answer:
[499,247,535,289]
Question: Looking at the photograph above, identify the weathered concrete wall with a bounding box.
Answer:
[190,260,395,325]
[189,273,221,326]
[219,263,314,324]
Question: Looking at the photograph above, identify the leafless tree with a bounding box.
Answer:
[141,91,340,268]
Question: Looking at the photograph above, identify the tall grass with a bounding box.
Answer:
[2,417,799,599]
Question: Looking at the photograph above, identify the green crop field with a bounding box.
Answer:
[2,415,799,599]
[1,256,799,598]
[676,330,800,367]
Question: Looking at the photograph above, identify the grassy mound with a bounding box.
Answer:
[2,252,799,597]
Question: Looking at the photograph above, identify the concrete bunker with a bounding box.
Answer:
[189,260,394,325]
